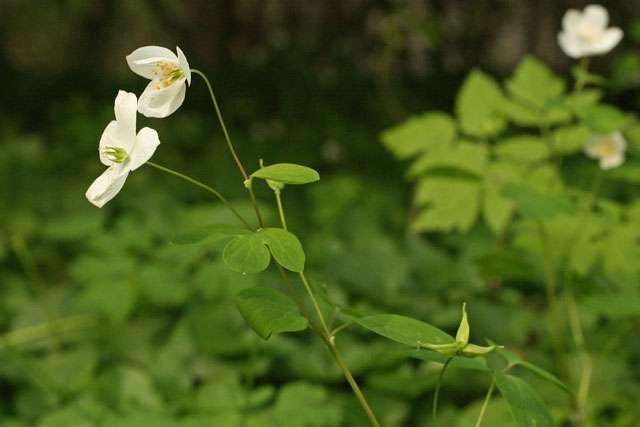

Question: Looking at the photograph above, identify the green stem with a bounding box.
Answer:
[474,375,496,427]
[274,189,288,231]
[145,161,253,230]
[274,189,379,427]
[574,57,591,92]
[1,314,96,348]
[537,221,565,373]
[328,341,380,427]
[191,68,265,227]
[432,357,453,426]
[298,271,331,338]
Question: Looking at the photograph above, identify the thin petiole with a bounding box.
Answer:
[190,68,265,227]
[145,161,253,230]
[432,357,453,426]
[474,375,496,427]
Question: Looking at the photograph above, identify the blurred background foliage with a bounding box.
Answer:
[2,0,640,426]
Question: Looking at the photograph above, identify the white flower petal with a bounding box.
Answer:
[176,46,191,85]
[114,90,138,137]
[99,124,136,165]
[126,46,179,80]
[600,152,624,170]
[584,137,601,159]
[85,165,130,208]
[558,32,586,59]
[612,131,627,150]
[591,27,623,55]
[129,127,160,171]
[583,4,609,30]
[562,9,582,32]
[138,79,186,118]
[99,120,121,166]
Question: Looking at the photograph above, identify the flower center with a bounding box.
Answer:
[596,140,618,158]
[102,146,129,163]
[577,22,600,45]
[153,62,184,90]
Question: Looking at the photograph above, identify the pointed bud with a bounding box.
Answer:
[461,343,502,358]
[455,302,470,345]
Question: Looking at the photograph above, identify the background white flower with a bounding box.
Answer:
[86,91,160,207]
[585,131,626,170]
[558,4,623,59]
[126,46,191,118]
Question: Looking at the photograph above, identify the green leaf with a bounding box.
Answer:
[354,314,453,347]
[495,136,550,163]
[381,112,457,160]
[223,233,271,274]
[502,184,572,219]
[251,163,319,185]
[483,162,519,236]
[493,346,569,393]
[413,177,481,233]
[222,228,306,273]
[575,104,633,134]
[583,294,640,318]
[455,70,507,138]
[170,224,250,245]
[495,373,556,427]
[261,228,306,273]
[273,382,342,427]
[506,56,565,110]
[553,125,591,155]
[408,141,487,177]
[235,286,308,340]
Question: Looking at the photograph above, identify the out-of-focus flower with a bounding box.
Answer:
[126,46,191,118]
[558,5,623,59]
[86,91,160,207]
[585,131,626,170]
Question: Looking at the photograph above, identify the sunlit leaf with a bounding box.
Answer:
[252,163,320,185]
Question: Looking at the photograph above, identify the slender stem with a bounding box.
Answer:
[274,189,288,230]
[328,342,380,427]
[274,189,379,426]
[574,57,591,92]
[1,314,96,348]
[298,272,331,338]
[432,357,453,426]
[191,68,265,227]
[145,161,253,230]
[537,221,565,373]
[474,375,496,427]
[566,169,601,426]
[191,69,248,180]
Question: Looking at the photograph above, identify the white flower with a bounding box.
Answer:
[585,131,626,170]
[86,91,160,207]
[558,5,623,59]
[126,46,191,118]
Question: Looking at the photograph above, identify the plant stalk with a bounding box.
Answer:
[145,161,253,230]
[474,375,496,427]
[191,68,265,227]
[432,357,453,426]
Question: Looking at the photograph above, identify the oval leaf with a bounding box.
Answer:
[252,163,320,185]
[492,345,569,393]
[355,314,453,347]
[235,286,308,339]
[495,373,556,427]
[223,234,271,274]
[261,228,306,272]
